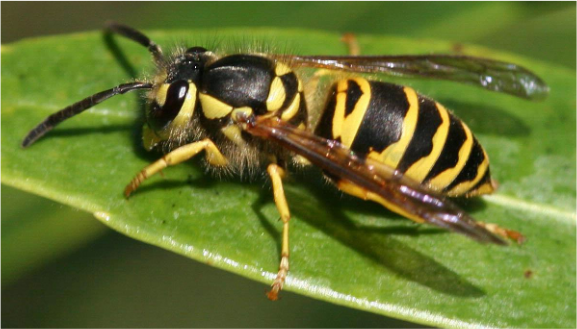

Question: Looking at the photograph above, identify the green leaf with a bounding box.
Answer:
[2,29,575,328]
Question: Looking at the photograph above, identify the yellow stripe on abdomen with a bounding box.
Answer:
[428,121,474,189]
[447,149,490,196]
[404,102,450,183]
[340,78,371,148]
[331,80,348,142]
[370,87,419,168]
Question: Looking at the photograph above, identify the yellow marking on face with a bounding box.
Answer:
[428,121,474,189]
[340,78,371,148]
[142,124,164,151]
[266,77,286,112]
[405,102,450,183]
[280,93,301,121]
[221,125,246,146]
[297,79,304,92]
[447,149,490,196]
[297,122,306,130]
[337,180,425,223]
[199,93,233,119]
[275,62,292,76]
[171,83,197,128]
[155,84,170,107]
[371,87,419,168]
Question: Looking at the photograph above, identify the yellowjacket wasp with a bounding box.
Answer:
[22,23,548,300]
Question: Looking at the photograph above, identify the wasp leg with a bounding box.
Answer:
[478,222,525,244]
[266,163,291,301]
[125,139,227,197]
[341,33,360,56]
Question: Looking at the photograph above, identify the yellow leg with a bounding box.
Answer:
[125,139,227,197]
[266,163,291,301]
[341,33,360,56]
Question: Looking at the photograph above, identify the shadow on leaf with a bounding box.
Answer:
[253,171,487,298]
[440,99,531,137]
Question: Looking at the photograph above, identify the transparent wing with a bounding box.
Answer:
[246,117,506,245]
[282,54,548,101]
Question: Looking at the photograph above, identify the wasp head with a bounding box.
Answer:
[143,47,213,150]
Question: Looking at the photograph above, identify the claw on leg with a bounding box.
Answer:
[267,253,289,301]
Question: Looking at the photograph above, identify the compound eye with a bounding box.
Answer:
[148,80,190,130]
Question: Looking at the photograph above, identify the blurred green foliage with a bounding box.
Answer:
[3,2,575,69]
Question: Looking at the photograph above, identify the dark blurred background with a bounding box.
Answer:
[2,2,575,327]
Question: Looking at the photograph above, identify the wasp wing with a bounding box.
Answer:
[247,118,505,245]
[283,54,548,101]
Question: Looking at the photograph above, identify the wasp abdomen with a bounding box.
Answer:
[316,78,493,197]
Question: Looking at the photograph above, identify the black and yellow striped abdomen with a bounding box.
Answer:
[315,78,494,197]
